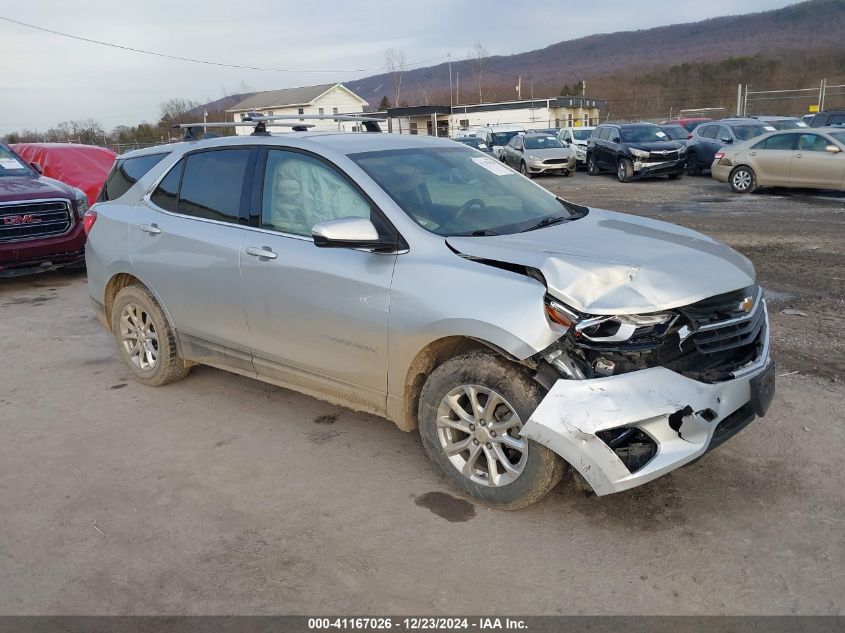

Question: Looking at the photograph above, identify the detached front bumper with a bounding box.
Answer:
[631,157,686,178]
[521,336,773,496]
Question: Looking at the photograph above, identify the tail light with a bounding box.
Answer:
[83,207,98,235]
[714,151,725,160]
[687,133,693,140]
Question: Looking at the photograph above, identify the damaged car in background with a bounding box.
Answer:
[86,131,774,509]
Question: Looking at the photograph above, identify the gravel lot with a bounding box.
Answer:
[1,172,843,615]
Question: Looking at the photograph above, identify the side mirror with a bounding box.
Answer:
[30,162,43,174]
[312,217,391,250]
[825,144,842,153]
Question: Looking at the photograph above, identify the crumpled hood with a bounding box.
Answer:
[446,208,756,315]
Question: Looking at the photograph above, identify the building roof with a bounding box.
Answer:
[387,97,605,118]
[227,83,367,112]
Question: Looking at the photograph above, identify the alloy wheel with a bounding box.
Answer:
[119,303,159,371]
[436,384,528,487]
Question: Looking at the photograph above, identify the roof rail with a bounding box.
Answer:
[172,121,315,140]
[243,113,384,133]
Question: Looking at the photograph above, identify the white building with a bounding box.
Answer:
[385,97,605,137]
[226,83,369,135]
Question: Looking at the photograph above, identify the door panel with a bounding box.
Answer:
[129,205,252,362]
[239,148,397,414]
[792,135,845,188]
[748,150,793,183]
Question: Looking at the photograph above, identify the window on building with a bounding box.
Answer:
[459,119,469,128]
[333,107,339,115]
[319,108,324,115]
[409,122,418,136]
[298,108,304,115]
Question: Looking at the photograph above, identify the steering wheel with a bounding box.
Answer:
[452,198,486,223]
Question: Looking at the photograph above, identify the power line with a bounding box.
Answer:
[0,15,448,74]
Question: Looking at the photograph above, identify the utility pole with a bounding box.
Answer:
[530,76,535,122]
[582,80,586,96]
[736,84,742,117]
[517,76,522,100]
[456,71,460,105]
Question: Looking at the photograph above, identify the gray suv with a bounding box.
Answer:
[685,119,773,176]
[86,132,774,509]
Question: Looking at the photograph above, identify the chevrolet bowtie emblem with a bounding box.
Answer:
[739,296,755,313]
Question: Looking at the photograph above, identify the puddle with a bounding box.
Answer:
[414,491,476,523]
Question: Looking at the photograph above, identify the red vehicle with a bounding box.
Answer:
[0,143,94,276]
[11,142,116,206]
[660,117,713,135]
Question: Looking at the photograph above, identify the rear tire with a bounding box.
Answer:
[418,351,564,510]
[729,166,757,194]
[686,152,702,176]
[111,285,191,387]
[616,158,633,183]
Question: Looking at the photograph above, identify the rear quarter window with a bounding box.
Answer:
[100,153,168,201]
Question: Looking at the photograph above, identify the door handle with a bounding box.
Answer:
[246,246,277,260]
[794,153,804,158]
[748,151,756,156]
[140,223,161,235]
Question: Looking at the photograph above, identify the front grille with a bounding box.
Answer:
[660,286,766,382]
[640,151,679,162]
[0,199,72,242]
[542,158,569,164]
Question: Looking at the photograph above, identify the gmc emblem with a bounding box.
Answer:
[3,214,41,225]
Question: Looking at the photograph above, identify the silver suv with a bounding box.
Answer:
[86,132,775,509]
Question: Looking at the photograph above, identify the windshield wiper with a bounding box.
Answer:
[451,229,499,236]
[519,216,570,233]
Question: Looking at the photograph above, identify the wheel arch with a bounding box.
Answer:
[397,335,525,433]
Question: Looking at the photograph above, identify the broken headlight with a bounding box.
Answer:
[545,297,674,343]
[629,148,650,159]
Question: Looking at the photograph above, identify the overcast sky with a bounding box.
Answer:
[0,0,797,135]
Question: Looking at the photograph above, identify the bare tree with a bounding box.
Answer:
[385,48,406,107]
[468,43,489,103]
[159,98,201,124]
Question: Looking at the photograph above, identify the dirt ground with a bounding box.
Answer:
[0,172,843,615]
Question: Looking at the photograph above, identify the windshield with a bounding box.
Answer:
[350,147,586,237]
[0,145,34,177]
[830,132,845,145]
[491,131,522,146]
[681,120,709,132]
[572,129,593,141]
[523,136,564,150]
[660,125,688,140]
[620,126,669,143]
[767,120,803,130]
[732,124,769,140]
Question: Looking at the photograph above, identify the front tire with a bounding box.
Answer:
[587,154,600,176]
[418,351,564,510]
[520,162,534,178]
[111,285,191,387]
[729,165,757,194]
[616,158,633,183]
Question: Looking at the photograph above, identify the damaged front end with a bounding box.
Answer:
[522,284,774,496]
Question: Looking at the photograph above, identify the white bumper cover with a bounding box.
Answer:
[521,356,771,496]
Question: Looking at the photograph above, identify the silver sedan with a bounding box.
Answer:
[500,133,576,177]
[86,132,773,509]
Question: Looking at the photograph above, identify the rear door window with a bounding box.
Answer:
[149,160,184,212]
[699,125,717,139]
[100,153,168,201]
[177,149,253,224]
[753,134,796,150]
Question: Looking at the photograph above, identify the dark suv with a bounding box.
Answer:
[685,118,772,176]
[586,123,686,182]
[808,110,845,128]
[0,143,89,276]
